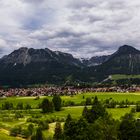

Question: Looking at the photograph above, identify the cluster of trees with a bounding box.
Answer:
[1,96,138,111]
[10,120,49,139]
[8,95,62,139]
[10,124,34,138]
[104,98,135,108]
[1,95,62,113]
[63,97,136,108]
[82,96,106,123]
[136,103,140,112]
[1,102,31,110]
[116,78,140,86]
[52,96,140,140]
[41,95,62,113]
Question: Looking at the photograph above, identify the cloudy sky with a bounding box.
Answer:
[0,0,140,58]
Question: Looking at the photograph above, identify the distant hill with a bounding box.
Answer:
[96,45,140,75]
[0,47,83,86]
[0,45,140,86]
[81,55,110,66]
[0,47,82,66]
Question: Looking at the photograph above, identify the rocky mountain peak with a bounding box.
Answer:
[0,47,82,67]
[117,45,140,54]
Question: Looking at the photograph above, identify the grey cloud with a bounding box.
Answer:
[29,27,88,41]
[69,12,104,23]
[69,0,100,9]
[29,25,118,57]
[0,0,140,58]
[106,1,128,10]
[22,0,45,4]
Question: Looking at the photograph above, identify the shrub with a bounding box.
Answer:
[16,102,23,110]
[65,101,75,106]
[31,127,44,140]
[20,129,30,138]
[85,97,92,105]
[28,124,34,135]
[2,102,13,110]
[10,126,22,136]
[38,120,49,130]
[15,112,24,119]
[25,104,32,110]
[136,104,140,112]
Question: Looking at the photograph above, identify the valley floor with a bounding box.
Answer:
[0,92,140,139]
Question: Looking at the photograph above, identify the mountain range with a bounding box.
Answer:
[0,45,140,86]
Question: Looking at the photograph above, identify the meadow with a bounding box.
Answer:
[1,92,140,107]
[0,92,140,139]
[111,74,140,80]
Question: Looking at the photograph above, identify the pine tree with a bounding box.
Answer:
[85,97,92,105]
[93,96,99,105]
[84,96,106,123]
[82,105,88,119]
[31,127,43,140]
[63,117,89,140]
[89,96,106,123]
[53,122,62,140]
[119,113,136,140]
[64,114,72,130]
[52,95,62,111]
[41,98,54,113]
[90,113,118,140]
[76,118,89,140]
[28,124,34,136]
[63,114,73,139]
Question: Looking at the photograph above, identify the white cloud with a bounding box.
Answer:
[0,0,140,58]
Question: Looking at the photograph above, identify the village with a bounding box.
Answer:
[0,85,140,97]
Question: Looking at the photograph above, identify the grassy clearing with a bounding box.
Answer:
[0,92,140,129]
[47,106,84,119]
[111,74,140,80]
[43,123,57,138]
[1,92,140,108]
[0,97,42,108]
[107,108,132,120]
[77,93,140,102]
[0,106,133,131]
[0,130,21,140]
[60,93,140,104]
[47,106,132,120]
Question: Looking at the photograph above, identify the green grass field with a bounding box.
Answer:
[43,106,132,120]
[111,74,140,80]
[0,106,134,134]
[0,130,22,140]
[1,92,140,108]
[0,106,135,140]
[69,92,140,103]
[0,92,140,139]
